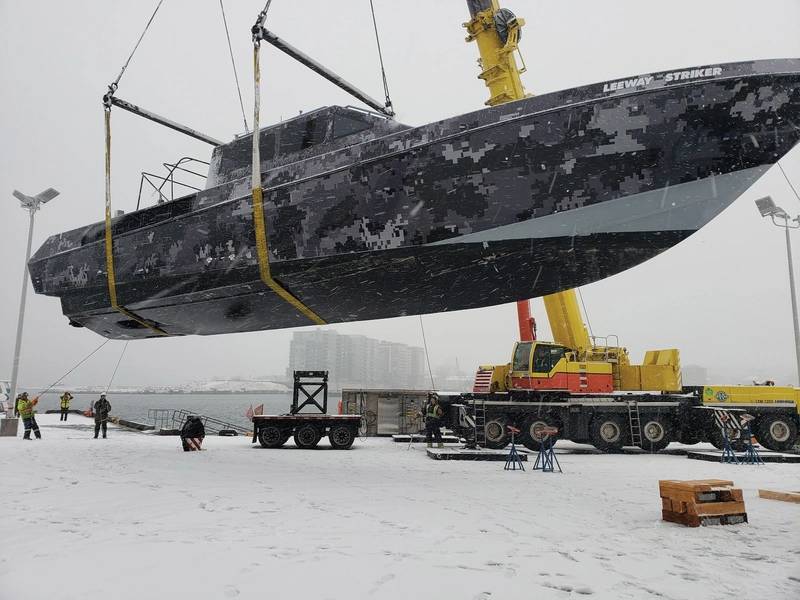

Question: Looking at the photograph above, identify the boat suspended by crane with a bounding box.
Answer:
[28,1,800,340]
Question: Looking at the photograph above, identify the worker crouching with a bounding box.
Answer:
[181,415,205,451]
[17,392,41,440]
[423,392,444,448]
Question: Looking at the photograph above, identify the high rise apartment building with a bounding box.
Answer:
[287,330,427,391]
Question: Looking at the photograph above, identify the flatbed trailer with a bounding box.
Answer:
[440,390,799,453]
[252,414,362,449]
[251,371,362,450]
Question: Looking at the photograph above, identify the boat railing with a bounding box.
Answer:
[136,156,209,210]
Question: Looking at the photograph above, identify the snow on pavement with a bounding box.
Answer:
[0,414,798,600]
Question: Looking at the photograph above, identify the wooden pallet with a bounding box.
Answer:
[659,479,747,527]
[758,489,800,504]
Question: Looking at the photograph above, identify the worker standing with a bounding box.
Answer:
[423,392,444,448]
[59,391,74,422]
[93,394,111,439]
[18,392,41,440]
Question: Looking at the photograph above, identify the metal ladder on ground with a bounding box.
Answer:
[148,409,250,436]
[627,401,642,447]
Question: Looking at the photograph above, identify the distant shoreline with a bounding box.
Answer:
[21,389,344,396]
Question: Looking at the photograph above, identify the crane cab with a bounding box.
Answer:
[508,341,614,393]
[472,342,615,394]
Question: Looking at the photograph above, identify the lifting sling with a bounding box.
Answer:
[250,10,325,326]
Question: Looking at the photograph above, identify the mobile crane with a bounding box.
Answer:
[456,0,800,453]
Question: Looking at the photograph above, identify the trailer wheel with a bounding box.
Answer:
[590,415,626,452]
[293,424,322,449]
[757,415,798,451]
[329,424,355,450]
[484,416,509,449]
[257,425,286,449]
[520,416,559,451]
[639,417,672,452]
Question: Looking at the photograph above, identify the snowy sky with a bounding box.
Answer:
[1,0,800,390]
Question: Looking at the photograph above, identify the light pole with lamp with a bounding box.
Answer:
[755,195,800,386]
[1,188,60,435]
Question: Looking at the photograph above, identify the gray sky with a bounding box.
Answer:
[1,0,800,390]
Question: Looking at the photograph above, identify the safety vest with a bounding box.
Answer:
[60,393,72,409]
[426,403,442,419]
[18,398,34,419]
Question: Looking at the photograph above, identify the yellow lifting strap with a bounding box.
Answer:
[251,42,325,325]
[103,108,168,336]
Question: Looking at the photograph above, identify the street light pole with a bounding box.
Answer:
[755,195,800,386]
[4,188,60,422]
[782,218,800,386]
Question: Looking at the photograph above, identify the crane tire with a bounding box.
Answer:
[638,416,673,453]
[520,416,559,451]
[483,416,510,449]
[757,415,798,452]
[590,415,627,453]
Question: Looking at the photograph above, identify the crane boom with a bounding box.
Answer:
[464,0,589,348]
[465,1,681,393]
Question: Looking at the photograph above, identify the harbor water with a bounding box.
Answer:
[26,392,342,430]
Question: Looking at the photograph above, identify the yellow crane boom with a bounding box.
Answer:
[464,0,681,392]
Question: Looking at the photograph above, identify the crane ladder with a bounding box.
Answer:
[627,401,642,447]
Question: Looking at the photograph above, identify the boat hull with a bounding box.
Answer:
[29,59,800,339]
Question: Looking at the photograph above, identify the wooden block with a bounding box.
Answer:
[723,488,744,502]
[662,509,700,527]
[661,479,735,491]
[758,489,800,504]
[688,501,747,517]
[661,489,712,504]
[662,498,672,511]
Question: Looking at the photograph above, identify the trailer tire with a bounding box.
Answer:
[520,416,559,451]
[590,415,626,453]
[757,415,798,451]
[329,424,355,450]
[293,424,322,449]
[257,425,286,449]
[484,416,510,449]
[639,417,673,453]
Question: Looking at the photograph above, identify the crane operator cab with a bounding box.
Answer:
[507,341,614,393]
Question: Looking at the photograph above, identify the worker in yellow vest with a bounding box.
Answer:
[423,393,444,448]
[60,391,74,422]
[17,392,41,440]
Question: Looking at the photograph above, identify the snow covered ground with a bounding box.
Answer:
[1,414,797,600]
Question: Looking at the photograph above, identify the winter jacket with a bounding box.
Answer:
[94,398,111,422]
[181,416,205,439]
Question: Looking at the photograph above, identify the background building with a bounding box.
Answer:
[287,330,427,391]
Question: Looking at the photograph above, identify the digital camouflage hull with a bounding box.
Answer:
[30,59,800,339]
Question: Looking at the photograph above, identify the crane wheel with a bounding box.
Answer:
[638,417,673,453]
[520,416,559,451]
[257,425,286,449]
[328,424,356,450]
[756,416,798,452]
[589,415,627,453]
[708,428,747,452]
[483,416,510,449]
[293,424,322,449]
